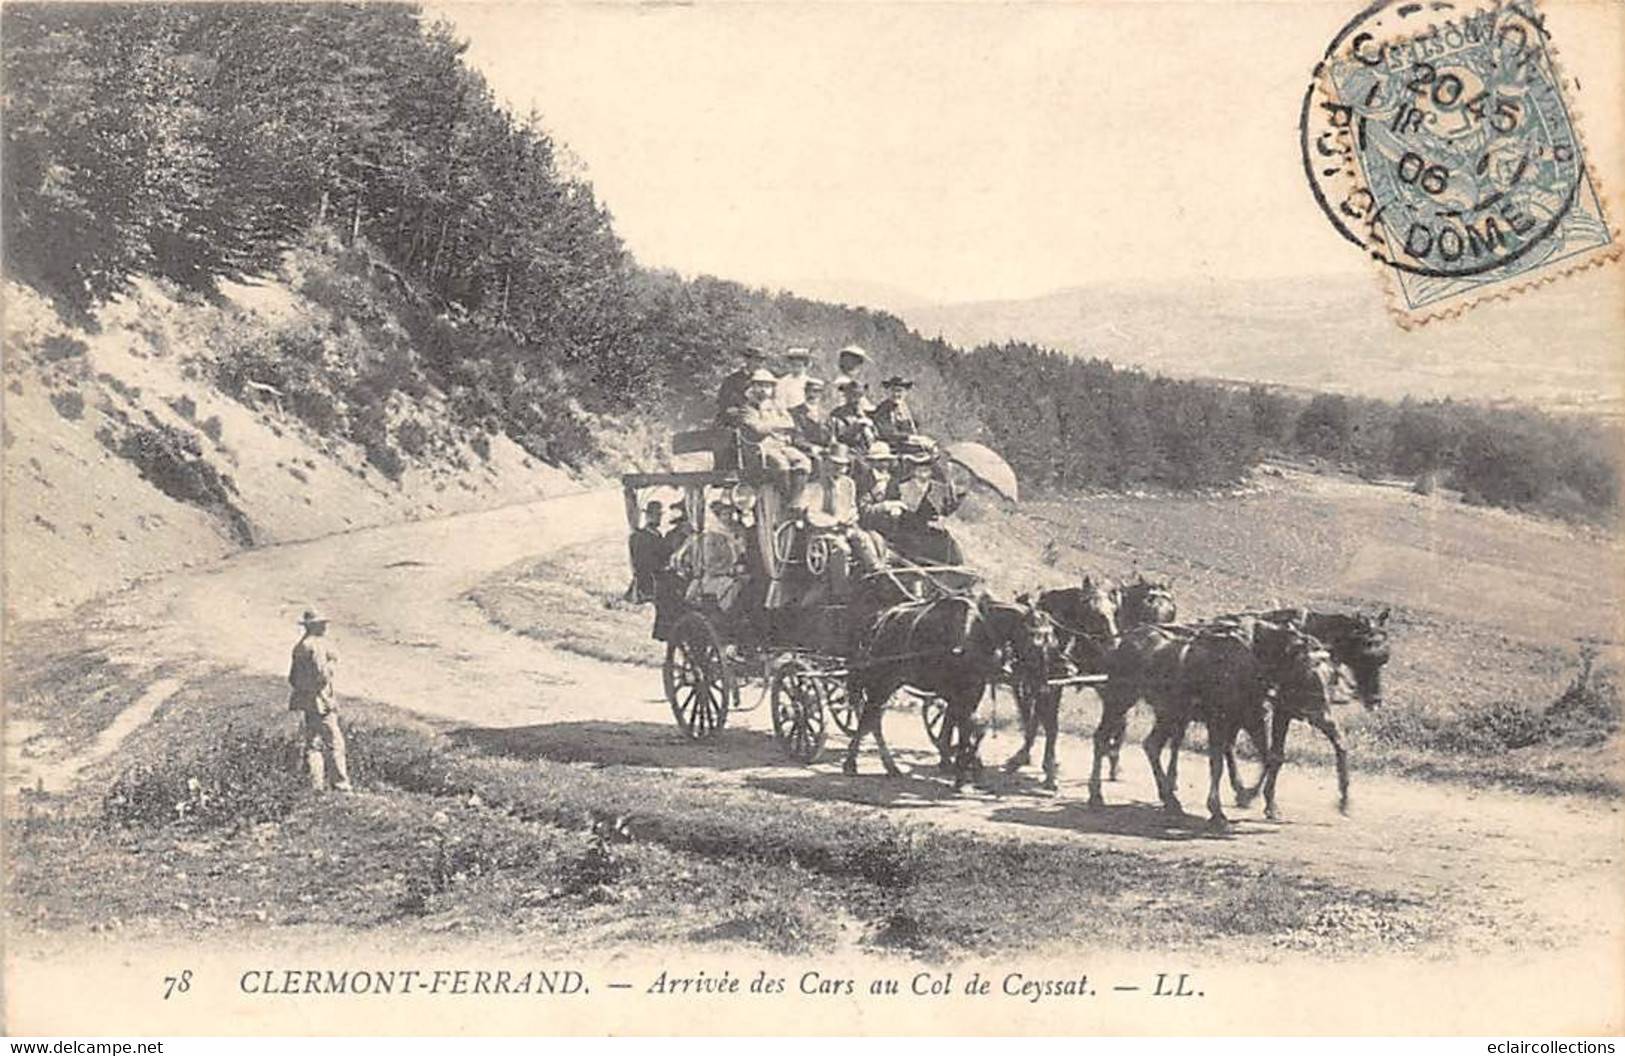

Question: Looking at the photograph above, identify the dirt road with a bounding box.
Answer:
[12,488,1624,954]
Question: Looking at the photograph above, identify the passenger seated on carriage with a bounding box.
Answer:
[661,504,693,566]
[665,499,751,612]
[829,379,878,452]
[650,505,693,640]
[715,345,772,426]
[871,376,920,444]
[790,377,832,455]
[778,346,814,413]
[832,345,873,411]
[723,368,811,511]
[885,442,965,566]
[857,442,906,534]
[804,443,886,575]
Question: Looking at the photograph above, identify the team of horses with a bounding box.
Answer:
[836,569,1393,828]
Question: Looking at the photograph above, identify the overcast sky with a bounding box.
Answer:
[431,1,1623,306]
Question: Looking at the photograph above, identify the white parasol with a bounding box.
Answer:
[944,441,1019,503]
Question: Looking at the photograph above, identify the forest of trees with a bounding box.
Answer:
[4,3,1617,521]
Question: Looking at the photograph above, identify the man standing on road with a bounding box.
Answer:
[288,608,352,792]
[626,500,665,603]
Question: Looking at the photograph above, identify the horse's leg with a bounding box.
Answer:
[934,694,957,771]
[870,683,904,778]
[1308,713,1350,814]
[1206,721,1233,828]
[1003,681,1037,773]
[1143,713,1181,813]
[1232,710,1268,809]
[1088,694,1128,807]
[842,682,871,776]
[1040,689,1060,791]
[1260,707,1293,820]
[952,707,974,791]
[1165,718,1187,794]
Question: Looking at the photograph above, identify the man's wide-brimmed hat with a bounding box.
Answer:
[300,608,329,626]
[866,441,895,461]
[826,442,853,464]
[742,345,768,360]
[785,346,812,361]
[803,376,827,392]
[882,375,913,390]
[837,345,869,363]
[747,367,778,385]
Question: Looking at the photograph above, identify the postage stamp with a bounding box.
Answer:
[1300,0,1620,325]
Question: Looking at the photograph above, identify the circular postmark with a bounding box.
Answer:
[1300,1,1584,279]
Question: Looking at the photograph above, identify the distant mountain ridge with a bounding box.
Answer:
[897,271,1625,415]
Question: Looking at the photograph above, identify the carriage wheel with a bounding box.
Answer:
[919,693,948,750]
[664,613,736,739]
[770,661,828,764]
[825,677,860,737]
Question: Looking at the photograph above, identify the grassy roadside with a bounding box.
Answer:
[7,661,1471,960]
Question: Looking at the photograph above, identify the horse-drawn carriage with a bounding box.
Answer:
[621,428,1395,811]
[621,426,1044,770]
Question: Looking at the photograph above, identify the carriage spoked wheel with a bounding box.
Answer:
[770,660,829,764]
[824,677,860,737]
[664,613,736,740]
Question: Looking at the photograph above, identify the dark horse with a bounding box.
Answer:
[1007,572,1182,788]
[1236,609,1389,817]
[1091,621,1341,827]
[1002,577,1119,788]
[843,592,1056,789]
[1088,623,1194,808]
[1092,625,1270,827]
[1095,573,1178,779]
[1183,614,1384,818]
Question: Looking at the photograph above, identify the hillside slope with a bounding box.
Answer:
[2,267,578,622]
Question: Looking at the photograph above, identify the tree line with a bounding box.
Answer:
[4,3,1616,521]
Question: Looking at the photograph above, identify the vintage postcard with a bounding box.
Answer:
[3,0,1622,1039]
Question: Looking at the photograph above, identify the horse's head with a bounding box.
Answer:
[990,594,1068,681]
[1334,610,1391,709]
[1121,575,1177,627]
[1276,607,1391,709]
[1076,576,1121,642]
